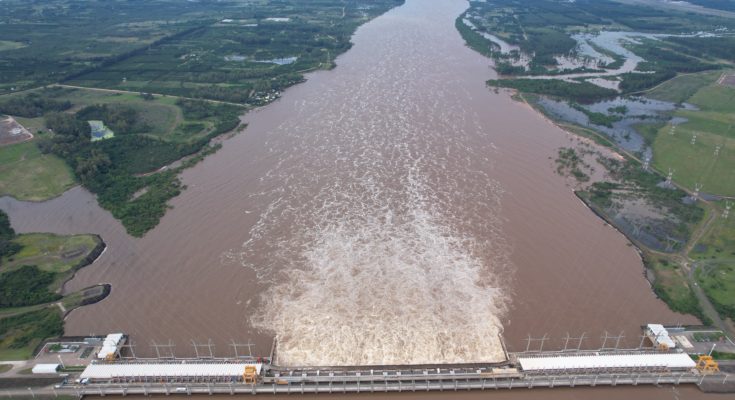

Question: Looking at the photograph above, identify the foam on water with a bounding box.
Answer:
[223,0,510,366]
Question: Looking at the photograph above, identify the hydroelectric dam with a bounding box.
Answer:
[42,325,734,397]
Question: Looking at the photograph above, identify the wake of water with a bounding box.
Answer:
[222,0,510,366]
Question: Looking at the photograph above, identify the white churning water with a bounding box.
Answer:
[224,0,509,366]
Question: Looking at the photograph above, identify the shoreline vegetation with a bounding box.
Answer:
[0,0,406,237]
[0,210,108,360]
[459,0,735,336]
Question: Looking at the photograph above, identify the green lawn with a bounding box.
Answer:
[3,233,100,275]
[0,141,75,201]
[652,74,735,197]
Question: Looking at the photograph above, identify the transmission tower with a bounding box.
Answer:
[230,340,255,359]
[714,145,722,157]
[150,340,176,359]
[691,133,698,145]
[724,201,732,219]
[669,125,677,135]
[524,334,549,353]
[693,183,702,201]
[191,339,215,359]
[642,155,651,171]
[665,168,674,187]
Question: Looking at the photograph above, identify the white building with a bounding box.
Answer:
[97,333,125,360]
[32,364,60,374]
[645,324,676,350]
[518,352,695,372]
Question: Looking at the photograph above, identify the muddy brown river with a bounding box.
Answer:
[1,0,697,377]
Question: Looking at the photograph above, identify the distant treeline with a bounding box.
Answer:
[487,79,618,103]
[0,93,71,118]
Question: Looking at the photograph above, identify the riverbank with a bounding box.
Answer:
[0,210,109,360]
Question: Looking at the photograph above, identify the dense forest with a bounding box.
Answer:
[0,265,61,307]
[0,93,71,118]
[0,210,20,261]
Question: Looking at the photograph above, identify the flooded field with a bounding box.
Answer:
[0,0,696,369]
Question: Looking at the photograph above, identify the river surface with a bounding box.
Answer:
[0,0,697,370]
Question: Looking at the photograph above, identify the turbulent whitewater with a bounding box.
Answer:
[224,0,510,366]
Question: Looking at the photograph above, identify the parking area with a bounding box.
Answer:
[668,328,735,355]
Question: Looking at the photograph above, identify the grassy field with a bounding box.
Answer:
[0,141,75,201]
[696,262,735,320]
[652,73,735,197]
[4,234,99,275]
[645,71,723,103]
[5,88,182,139]
[645,255,708,322]
[692,208,735,262]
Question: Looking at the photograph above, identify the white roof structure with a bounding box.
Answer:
[518,353,695,371]
[646,324,676,349]
[32,364,60,374]
[97,333,125,359]
[81,362,263,380]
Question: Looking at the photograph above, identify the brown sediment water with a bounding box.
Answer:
[0,0,696,369]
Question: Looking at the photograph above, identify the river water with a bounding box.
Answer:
[0,0,696,369]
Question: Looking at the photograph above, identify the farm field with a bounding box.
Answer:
[0,0,404,104]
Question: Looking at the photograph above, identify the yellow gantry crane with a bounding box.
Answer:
[243,365,259,385]
[696,355,720,374]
